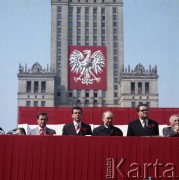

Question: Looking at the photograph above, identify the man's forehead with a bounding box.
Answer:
[38,115,47,119]
[104,112,113,118]
[73,109,81,112]
[173,116,179,120]
[140,105,148,109]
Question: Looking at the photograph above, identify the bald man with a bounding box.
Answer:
[92,111,123,136]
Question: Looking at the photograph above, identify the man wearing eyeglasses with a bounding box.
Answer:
[62,106,92,136]
[127,103,159,136]
[163,114,179,137]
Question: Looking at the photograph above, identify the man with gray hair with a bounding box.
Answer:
[163,114,179,137]
[92,111,123,136]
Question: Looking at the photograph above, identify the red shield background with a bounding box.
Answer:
[68,46,107,90]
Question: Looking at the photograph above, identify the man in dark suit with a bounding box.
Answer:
[163,114,179,137]
[29,112,56,135]
[127,103,159,136]
[92,111,123,136]
[62,106,92,136]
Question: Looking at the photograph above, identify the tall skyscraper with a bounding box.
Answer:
[17,0,159,107]
[51,0,124,106]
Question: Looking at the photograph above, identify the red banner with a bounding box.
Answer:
[68,46,107,90]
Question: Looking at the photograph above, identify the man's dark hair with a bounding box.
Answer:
[72,106,82,114]
[37,112,48,120]
[16,127,26,135]
[136,103,148,112]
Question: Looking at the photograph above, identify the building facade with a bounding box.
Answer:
[17,0,159,107]
[17,62,55,107]
[51,0,124,106]
[119,64,159,107]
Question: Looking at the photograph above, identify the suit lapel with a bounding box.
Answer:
[100,125,109,136]
[70,123,77,135]
[78,122,86,135]
[135,120,146,135]
[108,126,115,136]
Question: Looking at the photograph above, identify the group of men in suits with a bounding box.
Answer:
[61,104,160,136]
[29,103,161,137]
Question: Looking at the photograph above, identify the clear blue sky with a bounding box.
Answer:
[0,0,179,133]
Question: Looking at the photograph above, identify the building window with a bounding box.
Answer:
[114,100,118,105]
[113,22,117,27]
[34,81,39,93]
[77,90,81,98]
[114,77,118,83]
[77,7,81,14]
[102,100,106,105]
[114,84,118,90]
[26,81,31,93]
[145,82,149,94]
[94,91,98,98]
[102,91,106,98]
[41,81,46,93]
[85,99,89,105]
[57,92,61,97]
[41,101,46,107]
[85,91,89,98]
[76,99,81,105]
[131,102,136,107]
[34,101,38,107]
[131,82,135,94]
[94,99,98,105]
[113,7,117,13]
[138,82,142,94]
[114,92,118,97]
[26,101,31,107]
[69,92,73,97]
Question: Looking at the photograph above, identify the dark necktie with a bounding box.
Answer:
[143,121,147,129]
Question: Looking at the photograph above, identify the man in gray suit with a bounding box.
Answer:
[29,112,56,135]
[163,114,179,137]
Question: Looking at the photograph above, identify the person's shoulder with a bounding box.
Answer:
[148,119,159,125]
[46,127,56,132]
[30,126,38,132]
[113,125,122,130]
[29,127,38,135]
[113,125,123,132]
[162,126,170,131]
[93,124,103,130]
[128,119,139,124]
[81,122,91,127]
[63,122,73,127]
[31,126,38,130]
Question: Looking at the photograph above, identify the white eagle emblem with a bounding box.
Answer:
[69,49,106,85]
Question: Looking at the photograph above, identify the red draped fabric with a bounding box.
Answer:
[0,135,179,180]
[18,107,179,125]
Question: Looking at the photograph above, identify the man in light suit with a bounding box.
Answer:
[127,103,159,136]
[92,111,123,136]
[163,114,179,137]
[29,112,56,135]
[62,106,92,136]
